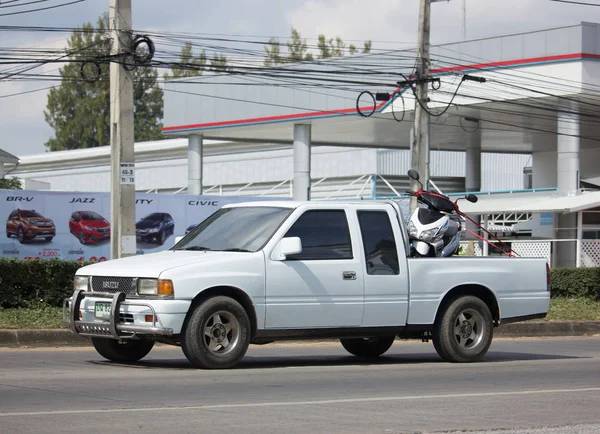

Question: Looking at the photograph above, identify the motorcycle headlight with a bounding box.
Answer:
[420,229,437,242]
[407,221,418,237]
[73,276,89,291]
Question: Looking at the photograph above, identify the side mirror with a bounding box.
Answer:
[271,237,302,261]
[466,194,478,203]
[407,169,420,181]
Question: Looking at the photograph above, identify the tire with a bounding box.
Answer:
[79,231,86,245]
[45,236,53,242]
[17,226,25,243]
[91,338,155,362]
[340,335,396,358]
[158,230,166,245]
[432,295,493,363]
[182,296,251,369]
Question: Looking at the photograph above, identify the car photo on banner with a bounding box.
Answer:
[6,209,56,244]
[136,212,175,246]
[69,211,111,245]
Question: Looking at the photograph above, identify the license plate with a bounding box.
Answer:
[94,302,111,320]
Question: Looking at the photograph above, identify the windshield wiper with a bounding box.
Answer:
[220,248,252,252]
[181,246,212,251]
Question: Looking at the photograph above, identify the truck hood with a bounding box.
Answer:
[76,250,258,278]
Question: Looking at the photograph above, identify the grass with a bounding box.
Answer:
[0,298,599,329]
[545,298,600,321]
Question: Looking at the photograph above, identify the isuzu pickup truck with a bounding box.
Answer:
[63,200,551,369]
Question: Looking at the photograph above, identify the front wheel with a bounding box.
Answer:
[340,336,396,358]
[182,296,251,369]
[432,295,493,363]
[91,338,154,362]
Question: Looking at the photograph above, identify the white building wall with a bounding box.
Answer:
[11,141,530,195]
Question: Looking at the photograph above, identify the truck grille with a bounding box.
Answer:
[90,276,137,295]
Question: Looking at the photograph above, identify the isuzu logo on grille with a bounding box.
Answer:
[102,281,119,289]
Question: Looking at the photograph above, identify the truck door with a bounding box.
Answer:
[356,209,409,327]
[265,209,364,329]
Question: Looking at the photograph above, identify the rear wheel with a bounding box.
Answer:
[340,335,396,358]
[432,295,493,363]
[182,296,250,369]
[91,338,154,362]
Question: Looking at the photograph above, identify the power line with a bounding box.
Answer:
[0,0,85,17]
[549,0,600,6]
[0,0,51,9]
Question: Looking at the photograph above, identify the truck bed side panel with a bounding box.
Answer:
[406,257,550,325]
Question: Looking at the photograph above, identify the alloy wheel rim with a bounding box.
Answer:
[453,308,485,350]
[203,311,240,356]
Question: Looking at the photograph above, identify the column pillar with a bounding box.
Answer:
[293,124,311,201]
[556,102,580,267]
[0,162,5,179]
[465,128,482,192]
[557,103,580,195]
[188,134,203,195]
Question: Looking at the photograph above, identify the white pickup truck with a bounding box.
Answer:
[64,200,551,369]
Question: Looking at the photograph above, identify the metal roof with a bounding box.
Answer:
[0,148,19,165]
[458,191,600,215]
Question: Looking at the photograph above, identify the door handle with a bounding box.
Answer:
[342,271,356,280]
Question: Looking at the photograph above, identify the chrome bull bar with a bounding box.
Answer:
[62,289,174,340]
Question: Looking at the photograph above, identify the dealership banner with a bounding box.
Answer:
[0,190,281,262]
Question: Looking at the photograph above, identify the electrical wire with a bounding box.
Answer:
[0,0,85,17]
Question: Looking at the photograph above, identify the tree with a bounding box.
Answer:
[264,27,372,65]
[44,13,164,151]
[0,177,22,190]
[164,43,229,79]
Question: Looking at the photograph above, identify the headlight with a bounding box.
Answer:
[82,225,96,231]
[74,276,89,291]
[148,227,160,233]
[407,221,418,237]
[420,229,436,242]
[137,278,173,296]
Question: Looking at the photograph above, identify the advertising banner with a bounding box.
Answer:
[0,190,282,262]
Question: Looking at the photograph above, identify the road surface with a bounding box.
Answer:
[1,336,599,433]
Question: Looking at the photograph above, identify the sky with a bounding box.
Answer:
[2,0,600,158]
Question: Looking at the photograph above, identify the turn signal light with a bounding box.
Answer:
[78,311,82,319]
[157,279,174,295]
[144,315,154,323]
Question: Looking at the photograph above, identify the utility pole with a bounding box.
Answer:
[410,0,432,212]
[109,0,136,259]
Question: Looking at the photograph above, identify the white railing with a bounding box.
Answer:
[459,239,600,267]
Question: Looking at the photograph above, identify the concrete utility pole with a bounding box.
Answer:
[109,0,136,259]
[410,0,432,211]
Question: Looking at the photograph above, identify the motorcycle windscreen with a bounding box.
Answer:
[417,207,445,225]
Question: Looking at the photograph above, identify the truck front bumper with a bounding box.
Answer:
[63,289,188,340]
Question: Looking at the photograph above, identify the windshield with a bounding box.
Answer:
[81,211,104,221]
[173,206,292,252]
[143,213,165,222]
[21,210,42,218]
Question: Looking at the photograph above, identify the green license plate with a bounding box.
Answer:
[94,302,111,320]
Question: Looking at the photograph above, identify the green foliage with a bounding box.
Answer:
[164,42,229,79]
[550,267,600,300]
[264,27,372,66]
[0,177,22,190]
[0,304,63,329]
[44,13,164,151]
[0,259,91,308]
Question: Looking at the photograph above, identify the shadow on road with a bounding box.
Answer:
[87,349,585,371]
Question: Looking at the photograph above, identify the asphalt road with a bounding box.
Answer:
[1,337,599,434]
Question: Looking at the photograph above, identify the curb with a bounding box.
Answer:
[1,322,600,348]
